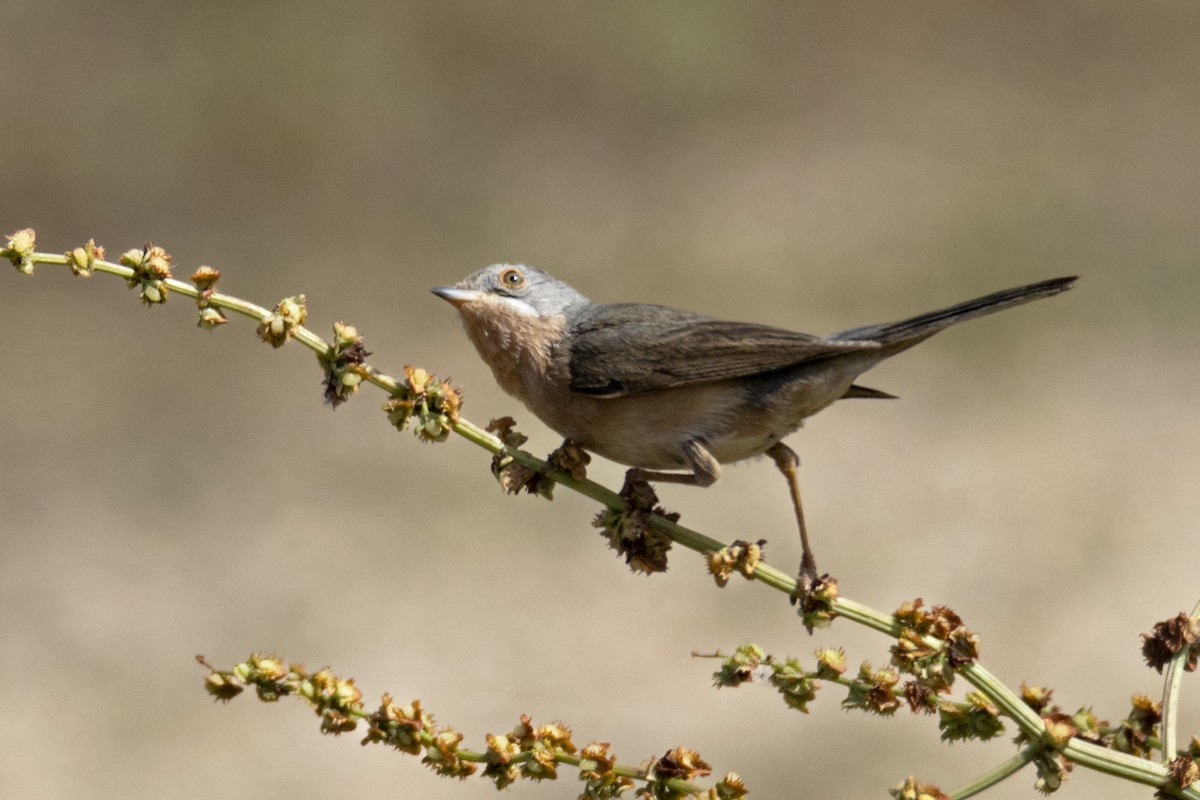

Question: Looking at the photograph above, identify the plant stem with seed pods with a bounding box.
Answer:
[5,234,1198,800]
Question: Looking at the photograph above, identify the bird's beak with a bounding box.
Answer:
[431,286,486,307]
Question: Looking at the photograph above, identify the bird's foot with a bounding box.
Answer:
[547,438,591,482]
[790,562,838,633]
[789,553,819,605]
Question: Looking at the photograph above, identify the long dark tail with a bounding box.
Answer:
[831,276,1077,350]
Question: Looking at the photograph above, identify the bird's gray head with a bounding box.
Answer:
[431,264,589,319]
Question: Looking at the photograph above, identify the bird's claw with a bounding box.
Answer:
[790,566,839,633]
[789,554,818,605]
[620,468,659,512]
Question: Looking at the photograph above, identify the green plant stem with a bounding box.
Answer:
[1161,597,1200,761]
[948,745,1039,799]
[14,247,1198,798]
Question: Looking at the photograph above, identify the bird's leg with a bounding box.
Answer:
[623,441,720,509]
[766,442,818,602]
[630,440,719,486]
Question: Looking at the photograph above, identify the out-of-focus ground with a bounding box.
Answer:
[2,3,1198,798]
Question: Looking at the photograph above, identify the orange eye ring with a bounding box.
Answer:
[498,267,525,289]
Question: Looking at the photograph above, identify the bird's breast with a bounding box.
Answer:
[456,305,567,402]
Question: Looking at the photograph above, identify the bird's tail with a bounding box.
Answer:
[831,276,1077,351]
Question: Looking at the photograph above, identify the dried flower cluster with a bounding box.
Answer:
[705,539,765,588]
[257,294,307,347]
[319,321,371,407]
[1142,612,1200,674]
[483,416,555,496]
[792,574,839,630]
[383,365,463,442]
[66,238,103,277]
[884,598,982,725]
[190,265,227,328]
[890,775,950,800]
[4,227,37,273]
[592,472,677,575]
[119,242,173,304]
[1162,740,1200,798]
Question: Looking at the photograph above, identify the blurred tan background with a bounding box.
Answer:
[3,2,1198,798]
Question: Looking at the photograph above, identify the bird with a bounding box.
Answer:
[432,265,1076,596]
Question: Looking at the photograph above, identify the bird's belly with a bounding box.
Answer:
[524,377,846,471]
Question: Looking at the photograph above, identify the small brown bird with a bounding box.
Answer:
[433,266,1075,595]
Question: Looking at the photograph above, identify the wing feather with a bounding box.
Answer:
[567,303,878,396]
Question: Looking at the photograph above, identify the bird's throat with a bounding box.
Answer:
[457,303,567,404]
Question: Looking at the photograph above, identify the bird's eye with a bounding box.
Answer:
[498,268,525,290]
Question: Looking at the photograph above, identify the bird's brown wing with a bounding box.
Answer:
[566,303,879,397]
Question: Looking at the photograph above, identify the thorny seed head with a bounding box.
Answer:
[842,662,895,715]
[1142,612,1200,673]
[485,416,527,448]
[491,453,552,496]
[1032,749,1073,794]
[481,417,552,494]
[198,306,228,329]
[890,598,977,696]
[1021,684,1055,712]
[767,656,819,713]
[890,775,950,800]
[592,504,676,575]
[937,691,1004,743]
[66,239,103,276]
[579,742,635,798]
[321,708,358,735]
[534,720,576,753]
[1041,710,1078,749]
[712,643,767,688]
[483,733,521,789]
[1070,706,1106,744]
[189,266,226,327]
[422,729,477,779]
[795,574,839,629]
[190,265,221,292]
[362,694,433,754]
[229,653,295,702]
[257,294,307,348]
[384,365,463,442]
[143,245,171,278]
[709,773,749,799]
[5,228,36,273]
[579,742,617,779]
[903,681,939,715]
[706,540,765,588]
[235,653,287,682]
[895,599,968,643]
[856,663,902,716]
[521,741,559,781]
[1110,694,1162,757]
[320,321,372,408]
[654,746,712,781]
[814,647,847,679]
[120,243,173,304]
[203,670,245,702]
[706,550,735,588]
[1165,753,1200,794]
